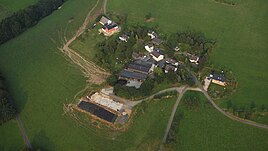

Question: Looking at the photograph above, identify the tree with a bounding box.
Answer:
[261,104,266,112]
[106,75,117,85]
[166,33,178,49]
[0,74,16,125]
[145,12,152,20]
[140,78,155,96]
[226,100,233,109]
[0,0,65,45]
[154,67,164,83]
[250,101,256,110]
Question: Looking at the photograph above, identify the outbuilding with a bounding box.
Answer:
[150,50,164,62]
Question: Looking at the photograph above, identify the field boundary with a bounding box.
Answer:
[58,0,110,85]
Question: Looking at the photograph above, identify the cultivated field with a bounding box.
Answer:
[172,91,268,151]
[108,0,268,108]
[0,0,37,20]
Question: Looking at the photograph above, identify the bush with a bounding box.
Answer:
[0,0,65,45]
[0,74,16,125]
[145,12,152,20]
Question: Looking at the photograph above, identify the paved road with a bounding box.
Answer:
[160,87,187,150]
[103,0,107,14]
[180,64,268,130]
[16,115,32,150]
[137,86,186,102]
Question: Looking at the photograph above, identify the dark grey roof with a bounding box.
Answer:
[134,60,154,68]
[120,34,129,39]
[146,42,154,47]
[211,74,226,82]
[165,64,176,71]
[127,63,151,73]
[158,60,166,69]
[151,50,163,58]
[147,58,157,64]
[190,55,199,60]
[78,101,117,123]
[166,58,177,64]
[148,30,158,37]
[119,69,147,81]
[102,23,118,30]
[99,16,110,25]
[151,37,162,45]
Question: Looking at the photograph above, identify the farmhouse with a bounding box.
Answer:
[127,62,152,74]
[147,31,158,39]
[164,64,177,73]
[134,59,155,71]
[144,43,154,52]
[119,34,129,42]
[209,73,227,86]
[119,69,148,81]
[158,60,166,69]
[132,52,144,60]
[101,23,119,36]
[189,55,199,64]
[99,16,112,25]
[166,58,179,66]
[151,37,162,45]
[174,46,180,51]
[150,50,164,61]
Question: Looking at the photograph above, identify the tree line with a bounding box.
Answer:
[0,73,16,125]
[0,0,65,45]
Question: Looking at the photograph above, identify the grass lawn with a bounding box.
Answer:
[0,0,37,20]
[70,28,104,61]
[0,120,24,150]
[0,0,176,150]
[172,91,268,151]
[108,0,268,108]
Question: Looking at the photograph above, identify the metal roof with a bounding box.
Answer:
[119,69,147,81]
[211,74,226,82]
[127,63,151,73]
[78,101,117,123]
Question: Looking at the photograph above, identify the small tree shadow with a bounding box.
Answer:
[32,130,55,151]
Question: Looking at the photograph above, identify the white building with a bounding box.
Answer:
[189,55,199,64]
[99,16,112,25]
[147,31,157,39]
[150,50,164,62]
[144,44,154,52]
[119,34,129,42]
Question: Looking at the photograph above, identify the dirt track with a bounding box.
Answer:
[59,0,110,84]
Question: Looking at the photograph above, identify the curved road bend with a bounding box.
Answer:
[181,64,268,130]
[161,87,187,147]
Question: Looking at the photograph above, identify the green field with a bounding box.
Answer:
[0,0,268,150]
[172,91,268,151]
[108,0,268,108]
[0,0,175,150]
[0,0,37,20]
[0,120,24,150]
[70,28,104,61]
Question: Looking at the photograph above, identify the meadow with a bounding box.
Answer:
[171,91,268,151]
[0,0,37,20]
[0,0,176,150]
[108,0,268,108]
[0,0,267,150]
